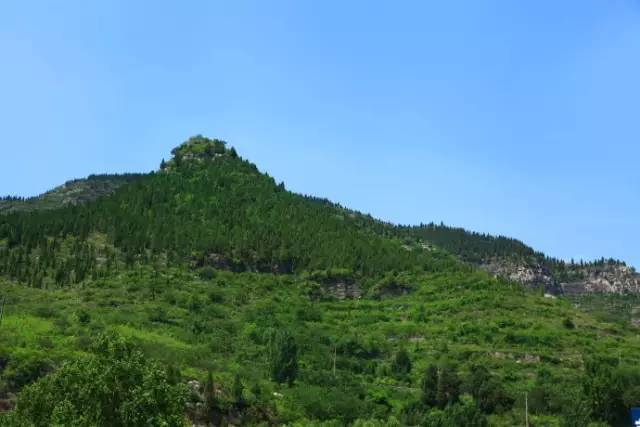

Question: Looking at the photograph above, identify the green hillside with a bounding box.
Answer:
[0,173,143,214]
[1,136,639,426]
[403,223,632,286]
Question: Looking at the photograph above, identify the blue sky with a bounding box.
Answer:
[1,1,639,267]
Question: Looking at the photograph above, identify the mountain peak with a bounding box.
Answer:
[164,135,237,168]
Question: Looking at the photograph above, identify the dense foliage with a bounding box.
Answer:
[0,333,186,426]
[1,136,639,425]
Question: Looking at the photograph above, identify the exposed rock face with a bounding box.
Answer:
[325,280,361,300]
[369,281,413,299]
[480,260,560,294]
[481,259,640,295]
[561,265,640,295]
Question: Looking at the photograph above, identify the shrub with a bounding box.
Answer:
[76,309,91,325]
[563,317,575,329]
[208,290,225,304]
[391,348,412,378]
[198,266,216,281]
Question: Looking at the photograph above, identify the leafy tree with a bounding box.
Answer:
[463,364,512,413]
[2,332,186,426]
[442,395,487,427]
[582,357,640,425]
[420,395,486,427]
[560,391,592,427]
[583,357,620,424]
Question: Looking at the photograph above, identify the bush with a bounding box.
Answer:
[2,355,53,392]
[76,309,91,325]
[198,266,216,281]
[391,348,412,378]
[563,317,575,329]
[290,385,369,424]
[208,290,225,304]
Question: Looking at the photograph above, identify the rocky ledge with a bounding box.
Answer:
[480,259,639,295]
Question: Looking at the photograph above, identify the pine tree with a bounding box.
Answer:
[270,330,298,386]
[436,364,461,408]
[232,373,244,408]
[421,365,439,408]
[204,370,220,422]
[391,348,412,377]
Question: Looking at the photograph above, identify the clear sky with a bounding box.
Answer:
[1,1,638,268]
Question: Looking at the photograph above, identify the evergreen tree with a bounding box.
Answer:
[270,330,298,386]
[391,348,412,378]
[204,370,220,423]
[421,365,439,408]
[232,373,244,408]
[436,365,461,408]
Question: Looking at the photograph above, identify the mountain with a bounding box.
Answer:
[0,173,143,213]
[403,223,640,295]
[1,136,639,426]
[4,167,636,297]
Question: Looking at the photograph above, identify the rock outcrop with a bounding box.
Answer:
[560,264,640,295]
[480,260,560,294]
[480,259,640,295]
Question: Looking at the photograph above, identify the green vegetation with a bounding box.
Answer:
[0,136,639,425]
[0,173,142,214]
[402,222,629,283]
[1,333,186,426]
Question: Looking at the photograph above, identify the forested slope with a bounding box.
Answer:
[1,136,639,426]
[0,173,143,214]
